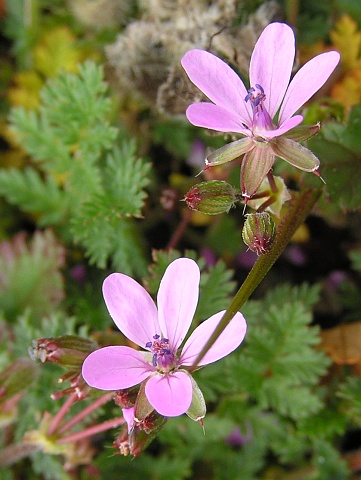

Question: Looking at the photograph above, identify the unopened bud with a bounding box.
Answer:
[242,212,276,255]
[29,335,97,370]
[114,410,167,457]
[185,180,238,215]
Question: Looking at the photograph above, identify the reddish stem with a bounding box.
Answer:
[47,392,78,436]
[57,392,114,434]
[58,417,125,444]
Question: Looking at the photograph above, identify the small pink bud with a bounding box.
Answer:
[185,180,238,215]
[242,212,276,255]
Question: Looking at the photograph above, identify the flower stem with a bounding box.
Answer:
[47,392,78,436]
[57,417,125,444]
[192,187,322,368]
[57,392,114,434]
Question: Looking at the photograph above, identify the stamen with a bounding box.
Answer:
[145,335,175,370]
[245,84,266,108]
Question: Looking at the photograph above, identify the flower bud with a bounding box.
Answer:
[113,410,167,457]
[242,212,276,255]
[29,335,97,370]
[185,180,238,215]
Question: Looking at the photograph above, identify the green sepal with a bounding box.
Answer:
[271,137,320,172]
[206,137,253,167]
[134,379,155,421]
[285,123,320,142]
[186,374,206,422]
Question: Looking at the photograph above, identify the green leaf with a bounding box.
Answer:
[232,289,330,420]
[338,376,361,426]
[71,140,151,274]
[103,142,151,217]
[0,168,67,225]
[0,230,65,320]
[197,260,236,320]
[308,106,361,210]
[311,439,350,480]
[262,282,321,311]
[349,249,361,272]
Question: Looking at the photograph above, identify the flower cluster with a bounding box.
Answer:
[181,22,340,200]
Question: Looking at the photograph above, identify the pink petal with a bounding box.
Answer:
[180,311,247,366]
[145,371,193,417]
[250,23,295,118]
[181,49,252,123]
[103,273,159,348]
[260,115,304,140]
[82,346,152,390]
[279,51,340,124]
[186,103,250,134]
[122,407,135,432]
[157,258,200,351]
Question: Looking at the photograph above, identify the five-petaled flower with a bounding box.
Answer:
[82,258,247,418]
[181,22,340,200]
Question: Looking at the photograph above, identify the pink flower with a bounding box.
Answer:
[82,258,247,417]
[181,22,340,199]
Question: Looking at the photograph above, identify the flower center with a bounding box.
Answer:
[245,84,266,108]
[145,335,175,372]
[245,84,275,136]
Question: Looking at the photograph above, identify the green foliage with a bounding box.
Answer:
[0,168,67,225]
[97,450,192,480]
[0,230,65,321]
[308,105,361,210]
[175,282,350,478]
[338,377,361,426]
[311,439,349,480]
[206,214,243,257]
[238,298,329,419]
[197,260,237,320]
[0,63,152,275]
[335,0,361,26]
[31,451,71,480]
[349,248,361,271]
[71,143,151,272]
